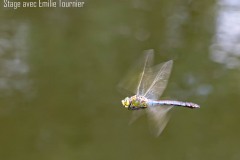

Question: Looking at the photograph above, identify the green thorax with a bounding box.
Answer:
[130,95,148,108]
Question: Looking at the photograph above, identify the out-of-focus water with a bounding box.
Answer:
[1,0,240,160]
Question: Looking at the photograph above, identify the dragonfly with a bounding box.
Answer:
[119,49,200,136]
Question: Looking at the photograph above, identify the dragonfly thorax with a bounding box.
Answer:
[121,95,148,110]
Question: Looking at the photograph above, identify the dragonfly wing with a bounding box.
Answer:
[146,106,173,136]
[143,60,173,100]
[117,50,154,95]
[128,110,145,125]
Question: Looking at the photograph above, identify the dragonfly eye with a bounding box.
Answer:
[122,97,130,108]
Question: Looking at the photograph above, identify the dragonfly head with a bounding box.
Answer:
[122,97,131,109]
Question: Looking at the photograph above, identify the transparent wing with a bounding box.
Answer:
[143,60,173,100]
[147,106,173,137]
[118,50,154,95]
[128,110,145,125]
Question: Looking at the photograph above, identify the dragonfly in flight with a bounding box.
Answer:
[119,50,200,136]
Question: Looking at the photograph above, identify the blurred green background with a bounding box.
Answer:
[1,0,240,160]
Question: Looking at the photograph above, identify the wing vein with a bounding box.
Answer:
[136,53,150,95]
[143,62,169,97]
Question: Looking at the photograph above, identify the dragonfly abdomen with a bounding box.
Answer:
[151,100,200,109]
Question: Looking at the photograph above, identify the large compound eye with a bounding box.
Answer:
[122,97,130,108]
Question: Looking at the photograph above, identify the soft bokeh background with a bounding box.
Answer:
[1,0,240,159]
